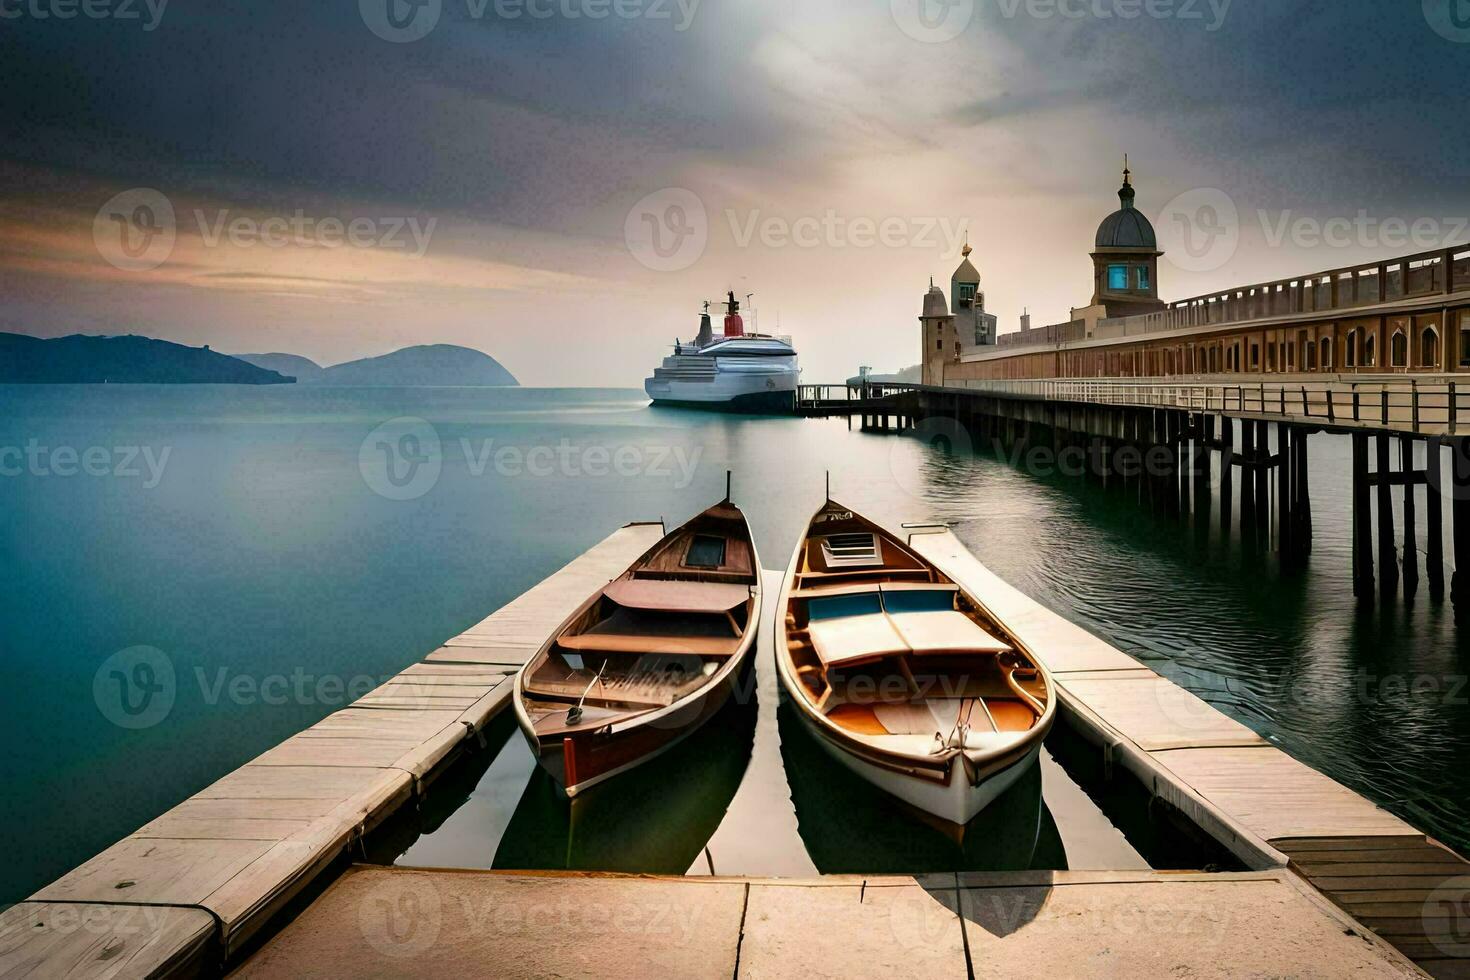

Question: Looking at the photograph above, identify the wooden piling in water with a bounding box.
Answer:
[1220,416,1234,537]
[1401,436,1419,599]
[1353,433,1374,598]
[1376,433,1398,596]
[1277,423,1291,556]
[1428,437,1445,597]
[1240,422,1256,541]
[1453,438,1470,604]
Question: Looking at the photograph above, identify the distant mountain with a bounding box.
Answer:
[316,345,518,386]
[0,333,292,385]
[234,352,325,383]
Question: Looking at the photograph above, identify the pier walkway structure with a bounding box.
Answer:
[5,526,1469,977]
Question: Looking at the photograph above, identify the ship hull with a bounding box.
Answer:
[647,387,796,414]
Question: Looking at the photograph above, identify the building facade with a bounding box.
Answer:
[922,163,1470,385]
[920,244,998,385]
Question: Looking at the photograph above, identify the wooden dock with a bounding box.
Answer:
[5,521,1468,977]
[231,865,1418,978]
[0,522,665,979]
[909,528,1470,977]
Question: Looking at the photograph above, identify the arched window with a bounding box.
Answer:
[1365,334,1376,367]
[1305,338,1316,370]
[1346,330,1358,367]
[1422,327,1440,368]
[1320,337,1333,370]
[1391,331,1408,368]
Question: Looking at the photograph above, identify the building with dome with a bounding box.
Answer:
[919,243,998,385]
[1090,160,1166,319]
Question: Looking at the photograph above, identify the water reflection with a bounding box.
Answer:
[491,692,757,875]
[776,695,1066,875]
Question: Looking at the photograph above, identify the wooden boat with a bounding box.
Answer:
[776,499,1055,825]
[513,496,761,797]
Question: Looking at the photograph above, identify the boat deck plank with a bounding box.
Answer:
[23,522,664,968]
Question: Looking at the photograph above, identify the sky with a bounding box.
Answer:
[3,0,1470,385]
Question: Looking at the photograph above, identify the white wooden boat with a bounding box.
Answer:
[776,500,1055,825]
[513,495,760,797]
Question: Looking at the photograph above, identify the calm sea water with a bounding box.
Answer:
[1,385,1466,903]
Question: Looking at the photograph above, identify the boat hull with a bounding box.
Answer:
[786,689,1048,825]
[647,387,796,414]
[517,658,751,797]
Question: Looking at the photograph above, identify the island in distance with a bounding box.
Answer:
[0,333,518,386]
[236,345,518,386]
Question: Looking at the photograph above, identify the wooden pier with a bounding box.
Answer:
[230,865,1417,979]
[5,524,1468,977]
[805,379,1470,600]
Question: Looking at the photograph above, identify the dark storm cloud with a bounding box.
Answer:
[947,0,1470,207]
[0,0,794,232]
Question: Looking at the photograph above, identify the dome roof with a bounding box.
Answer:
[1095,167,1157,250]
[922,283,949,318]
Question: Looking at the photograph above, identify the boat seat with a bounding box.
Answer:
[604,579,750,614]
[557,633,741,657]
[886,611,1011,655]
[807,612,907,668]
[790,583,885,600]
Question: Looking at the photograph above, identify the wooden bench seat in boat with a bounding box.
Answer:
[557,632,741,657]
[886,611,1011,655]
[603,579,750,613]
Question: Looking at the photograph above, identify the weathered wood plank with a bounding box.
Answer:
[0,902,215,980]
[1150,746,1415,840]
[34,837,275,906]
[1058,675,1268,751]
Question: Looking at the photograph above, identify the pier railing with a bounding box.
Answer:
[950,377,1470,436]
[796,383,918,410]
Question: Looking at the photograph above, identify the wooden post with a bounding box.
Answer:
[1377,433,1399,596]
[1428,437,1445,598]
[1295,429,1312,552]
[1241,421,1256,541]
[1252,421,1268,539]
[1453,438,1470,604]
[1402,435,1419,599]
[1221,416,1234,536]
[1353,433,1374,597]
[1277,423,1292,556]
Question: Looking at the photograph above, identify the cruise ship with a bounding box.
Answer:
[644,292,800,413]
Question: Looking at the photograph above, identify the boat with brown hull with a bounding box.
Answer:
[776,500,1056,825]
[513,497,761,797]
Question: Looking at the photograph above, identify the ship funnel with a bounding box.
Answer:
[723,290,745,338]
[696,306,713,347]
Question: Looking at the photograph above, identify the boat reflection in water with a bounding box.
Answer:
[493,685,758,874]
[777,696,1065,874]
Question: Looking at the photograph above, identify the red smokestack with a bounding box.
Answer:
[723,290,744,337]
